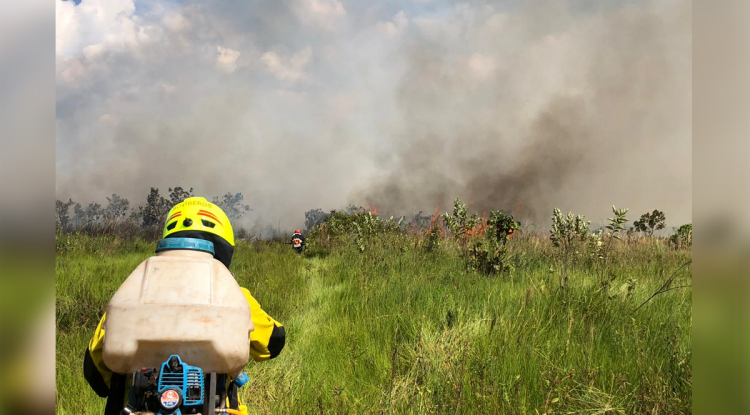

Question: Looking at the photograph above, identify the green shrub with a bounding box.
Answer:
[442,198,479,239]
[633,209,666,236]
[669,224,692,249]
[466,211,519,275]
[307,209,402,252]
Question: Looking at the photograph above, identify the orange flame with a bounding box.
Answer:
[431,205,441,222]
[462,211,489,239]
[426,205,442,236]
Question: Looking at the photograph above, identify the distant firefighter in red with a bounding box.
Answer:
[291,229,305,254]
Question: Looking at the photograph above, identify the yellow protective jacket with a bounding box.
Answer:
[83,287,285,403]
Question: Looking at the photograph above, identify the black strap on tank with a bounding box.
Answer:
[103,373,126,415]
[227,379,239,409]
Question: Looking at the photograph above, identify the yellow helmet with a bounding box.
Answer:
[163,197,235,267]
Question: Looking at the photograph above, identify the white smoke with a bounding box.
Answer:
[55,0,692,230]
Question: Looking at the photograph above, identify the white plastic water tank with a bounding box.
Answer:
[102,240,253,375]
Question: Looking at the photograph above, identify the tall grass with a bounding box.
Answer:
[56,232,691,414]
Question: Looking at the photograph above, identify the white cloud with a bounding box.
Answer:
[304,0,345,17]
[261,47,313,82]
[216,46,241,73]
[293,0,346,31]
[56,0,149,57]
[163,13,191,32]
[55,0,78,56]
[377,11,408,37]
[55,0,170,90]
[82,43,105,61]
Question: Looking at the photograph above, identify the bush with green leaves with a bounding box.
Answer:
[424,220,442,253]
[633,209,666,236]
[586,230,604,261]
[669,224,692,249]
[549,206,628,288]
[606,205,629,239]
[486,210,520,242]
[467,210,520,275]
[549,208,590,288]
[307,209,402,252]
[442,198,479,239]
[595,206,629,287]
[549,208,591,252]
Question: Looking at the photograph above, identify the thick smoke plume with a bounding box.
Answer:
[359,0,691,226]
[56,0,691,230]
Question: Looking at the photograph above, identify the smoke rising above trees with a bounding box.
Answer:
[55,0,691,229]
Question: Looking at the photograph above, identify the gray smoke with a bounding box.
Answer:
[55,0,691,230]
[358,0,692,226]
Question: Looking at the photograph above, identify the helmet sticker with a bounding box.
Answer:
[198,210,223,225]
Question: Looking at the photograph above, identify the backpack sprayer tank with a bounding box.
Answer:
[102,238,254,377]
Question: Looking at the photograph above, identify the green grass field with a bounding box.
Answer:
[56,231,691,414]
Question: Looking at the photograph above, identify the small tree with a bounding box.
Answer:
[84,203,104,225]
[72,203,85,227]
[424,218,442,253]
[442,198,479,239]
[467,211,519,275]
[103,194,130,223]
[55,199,75,230]
[669,224,692,249]
[596,206,629,286]
[550,208,591,252]
[168,187,194,206]
[549,208,591,288]
[606,206,630,238]
[140,188,169,227]
[304,208,329,232]
[486,210,520,243]
[633,209,666,236]
[213,193,251,222]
